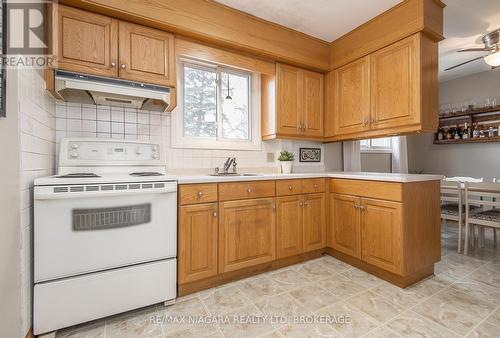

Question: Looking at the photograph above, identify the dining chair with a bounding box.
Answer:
[444,176,484,183]
[464,182,500,255]
[440,180,465,252]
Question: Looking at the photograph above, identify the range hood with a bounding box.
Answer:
[55,70,171,112]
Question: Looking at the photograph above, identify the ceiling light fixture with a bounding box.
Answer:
[484,51,500,67]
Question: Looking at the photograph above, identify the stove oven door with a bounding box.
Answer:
[34,182,177,282]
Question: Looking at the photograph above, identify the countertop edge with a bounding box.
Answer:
[175,172,443,184]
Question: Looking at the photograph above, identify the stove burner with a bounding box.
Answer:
[57,173,101,178]
[130,172,164,177]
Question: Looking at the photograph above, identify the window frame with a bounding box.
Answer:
[360,137,393,153]
[171,57,261,150]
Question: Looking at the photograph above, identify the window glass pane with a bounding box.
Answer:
[183,65,217,137]
[371,137,391,148]
[221,71,250,140]
[360,139,370,148]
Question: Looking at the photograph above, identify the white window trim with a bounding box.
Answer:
[171,58,261,151]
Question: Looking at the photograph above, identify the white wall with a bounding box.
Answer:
[407,69,500,180]
[54,101,342,173]
[0,69,23,338]
[361,152,392,173]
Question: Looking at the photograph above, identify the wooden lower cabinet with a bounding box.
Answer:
[330,193,361,258]
[178,203,218,284]
[361,198,402,274]
[276,195,303,258]
[219,198,276,273]
[303,193,326,252]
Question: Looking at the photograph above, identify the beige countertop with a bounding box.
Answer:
[175,171,443,184]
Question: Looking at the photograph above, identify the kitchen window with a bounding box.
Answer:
[360,137,393,152]
[172,58,261,150]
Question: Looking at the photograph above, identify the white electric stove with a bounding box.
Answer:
[33,138,177,335]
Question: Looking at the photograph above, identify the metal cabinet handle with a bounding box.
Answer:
[359,205,365,211]
[197,191,203,197]
[313,184,318,189]
[120,64,126,69]
[111,62,116,67]
[299,202,303,207]
[247,188,253,193]
[288,185,293,191]
[354,205,359,209]
[213,212,217,217]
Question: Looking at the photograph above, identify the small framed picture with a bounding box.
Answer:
[299,148,321,162]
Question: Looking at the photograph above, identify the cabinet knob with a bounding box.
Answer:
[247,188,253,193]
[213,212,217,217]
[288,185,293,190]
[359,205,365,211]
[313,184,318,189]
[120,64,126,69]
[197,191,203,197]
[299,202,303,207]
[111,62,116,68]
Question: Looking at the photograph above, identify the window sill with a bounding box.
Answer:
[361,149,393,154]
[171,138,262,151]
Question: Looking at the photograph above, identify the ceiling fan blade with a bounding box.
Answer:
[444,56,485,71]
[458,48,490,52]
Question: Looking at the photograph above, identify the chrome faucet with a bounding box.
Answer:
[223,157,236,173]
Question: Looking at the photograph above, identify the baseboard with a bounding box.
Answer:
[25,327,35,338]
[325,247,434,288]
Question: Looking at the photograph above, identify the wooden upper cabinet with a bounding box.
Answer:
[219,198,276,273]
[277,63,302,135]
[53,5,175,87]
[178,203,218,284]
[56,5,118,77]
[303,193,326,252]
[263,63,324,140]
[276,195,303,259]
[334,56,370,135]
[330,193,361,258]
[118,21,175,86]
[361,198,402,274]
[370,34,419,129]
[302,70,324,137]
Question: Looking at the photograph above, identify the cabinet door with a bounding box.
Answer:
[302,70,324,137]
[118,21,175,86]
[219,198,276,272]
[276,196,303,259]
[361,198,402,274]
[303,193,326,252]
[277,63,302,135]
[334,56,370,135]
[370,34,419,129]
[330,193,361,258]
[178,203,218,284]
[56,5,118,77]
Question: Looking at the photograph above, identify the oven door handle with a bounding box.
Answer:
[34,186,177,200]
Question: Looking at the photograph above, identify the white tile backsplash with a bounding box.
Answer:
[17,68,56,336]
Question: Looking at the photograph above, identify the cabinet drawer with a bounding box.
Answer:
[303,178,326,193]
[179,184,218,205]
[276,179,303,196]
[219,181,276,201]
[330,179,402,202]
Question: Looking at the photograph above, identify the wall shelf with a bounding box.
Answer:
[434,105,500,145]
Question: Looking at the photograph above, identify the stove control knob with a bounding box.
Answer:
[70,151,79,158]
[71,143,79,149]
[152,145,158,152]
[136,148,143,155]
[152,153,159,159]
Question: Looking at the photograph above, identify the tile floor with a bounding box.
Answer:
[55,224,499,338]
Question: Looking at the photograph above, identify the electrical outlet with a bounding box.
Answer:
[267,152,275,162]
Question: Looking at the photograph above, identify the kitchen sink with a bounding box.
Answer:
[208,173,261,177]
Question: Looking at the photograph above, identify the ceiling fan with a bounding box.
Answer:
[445,28,500,71]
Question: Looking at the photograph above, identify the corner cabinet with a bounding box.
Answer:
[219,198,276,273]
[52,4,175,87]
[324,33,438,140]
[262,63,324,140]
[328,179,441,287]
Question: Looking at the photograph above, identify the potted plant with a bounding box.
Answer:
[278,150,294,174]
